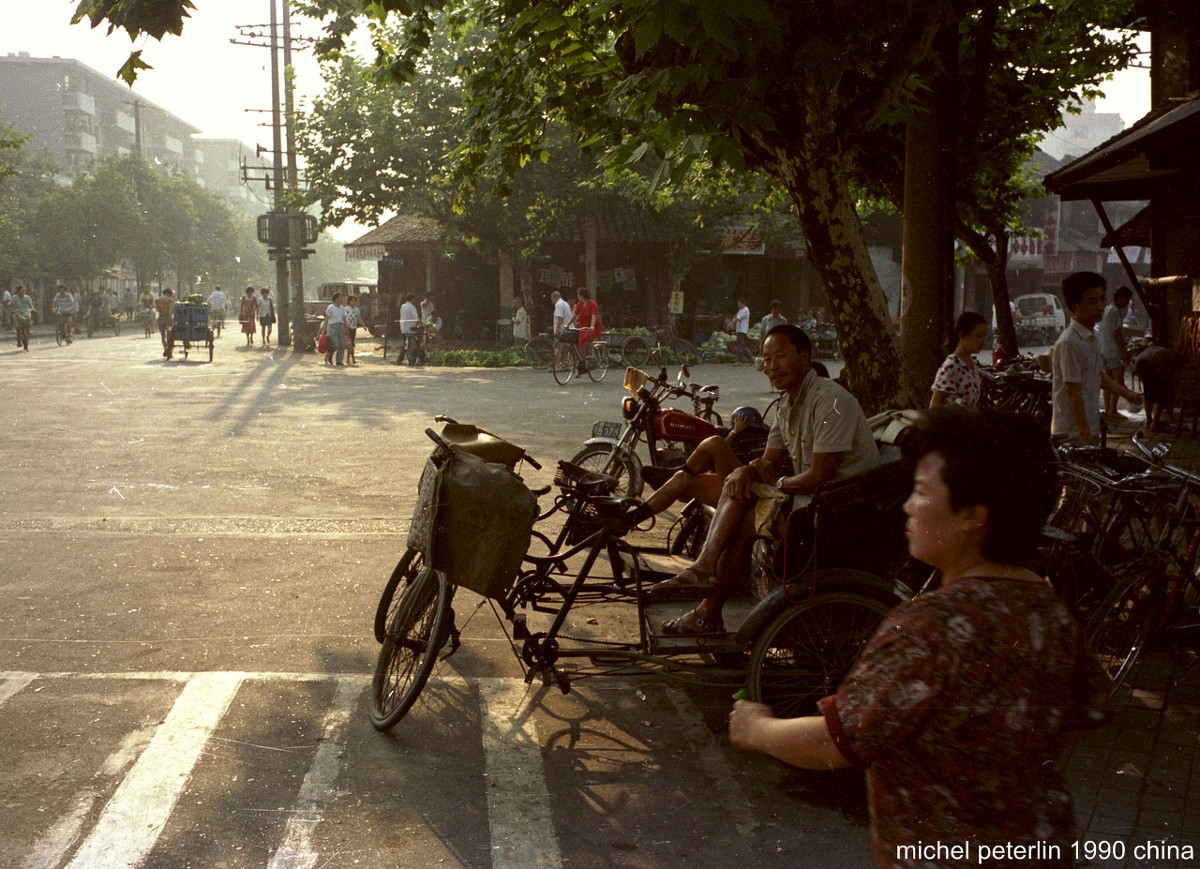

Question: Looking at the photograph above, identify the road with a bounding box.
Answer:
[0,327,871,869]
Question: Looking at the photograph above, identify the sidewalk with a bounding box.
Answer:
[1062,412,1200,865]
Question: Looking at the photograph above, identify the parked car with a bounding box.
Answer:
[1002,292,1066,345]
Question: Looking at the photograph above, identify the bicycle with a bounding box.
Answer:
[551,333,612,384]
[517,332,554,369]
[55,313,74,345]
[1078,433,1200,693]
[619,318,700,369]
[369,420,911,731]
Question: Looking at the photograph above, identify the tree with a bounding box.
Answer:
[853,1,1134,370]
[81,0,1137,410]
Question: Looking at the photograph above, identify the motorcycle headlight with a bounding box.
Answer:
[622,396,639,419]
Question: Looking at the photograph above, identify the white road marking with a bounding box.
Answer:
[266,676,365,869]
[21,790,98,869]
[0,672,37,706]
[478,677,563,869]
[65,671,245,869]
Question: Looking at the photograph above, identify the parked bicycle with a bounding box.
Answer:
[369,419,912,731]
[619,318,700,368]
[552,331,613,384]
[517,332,555,369]
[1038,431,1198,693]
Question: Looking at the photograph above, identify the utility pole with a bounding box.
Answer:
[268,0,291,346]
[282,1,303,352]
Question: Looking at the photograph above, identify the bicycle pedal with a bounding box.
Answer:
[512,613,530,640]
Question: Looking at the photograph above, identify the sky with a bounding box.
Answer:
[1,2,1154,239]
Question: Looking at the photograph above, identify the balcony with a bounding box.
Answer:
[61,92,96,115]
[115,111,136,134]
[63,131,98,154]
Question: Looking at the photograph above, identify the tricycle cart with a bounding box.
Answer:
[368,418,916,732]
[166,302,214,361]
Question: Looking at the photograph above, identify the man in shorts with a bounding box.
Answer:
[207,285,228,335]
[648,325,880,634]
[155,288,175,354]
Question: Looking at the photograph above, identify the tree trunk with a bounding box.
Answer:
[959,223,1018,359]
[781,154,920,414]
[900,29,957,395]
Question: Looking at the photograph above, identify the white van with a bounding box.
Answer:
[1010,293,1067,344]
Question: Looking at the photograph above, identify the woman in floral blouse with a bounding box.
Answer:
[930,311,988,407]
[730,408,1105,868]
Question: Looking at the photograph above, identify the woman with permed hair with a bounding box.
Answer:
[730,407,1106,867]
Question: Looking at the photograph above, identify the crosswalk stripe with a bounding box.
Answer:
[65,671,245,869]
[0,672,36,707]
[478,677,563,869]
[267,676,365,869]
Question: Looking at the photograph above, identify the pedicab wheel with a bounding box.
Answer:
[552,347,575,385]
[747,591,892,719]
[620,335,650,368]
[370,566,454,731]
[373,546,425,643]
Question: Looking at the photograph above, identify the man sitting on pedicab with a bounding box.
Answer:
[648,324,880,634]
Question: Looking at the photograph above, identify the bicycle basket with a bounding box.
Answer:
[411,449,537,601]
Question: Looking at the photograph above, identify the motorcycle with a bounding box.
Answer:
[570,366,767,499]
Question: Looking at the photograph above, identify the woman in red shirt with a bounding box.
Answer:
[570,288,601,354]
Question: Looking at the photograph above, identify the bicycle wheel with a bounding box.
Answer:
[668,506,709,559]
[524,335,554,369]
[373,546,426,643]
[621,335,651,368]
[570,442,643,499]
[747,591,893,718]
[552,346,576,385]
[1086,558,1165,693]
[371,566,454,731]
[587,345,610,382]
[670,338,701,365]
[113,318,121,336]
[55,321,63,346]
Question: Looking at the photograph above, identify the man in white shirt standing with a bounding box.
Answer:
[551,290,572,339]
[733,298,754,365]
[1051,272,1140,445]
[1097,285,1133,420]
[396,293,420,366]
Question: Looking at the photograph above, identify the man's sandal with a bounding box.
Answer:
[647,567,719,602]
[661,610,725,635]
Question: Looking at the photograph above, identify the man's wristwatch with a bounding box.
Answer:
[776,476,787,490]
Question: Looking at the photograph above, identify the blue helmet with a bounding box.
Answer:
[731,406,766,428]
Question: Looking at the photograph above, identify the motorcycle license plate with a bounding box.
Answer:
[592,421,622,440]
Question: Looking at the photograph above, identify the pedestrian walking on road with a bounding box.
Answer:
[239,287,258,346]
[324,293,347,366]
[154,288,174,353]
[344,294,364,365]
[730,407,1107,866]
[11,285,34,351]
[258,288,275,347]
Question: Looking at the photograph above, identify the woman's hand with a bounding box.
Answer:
[729,700,775,750]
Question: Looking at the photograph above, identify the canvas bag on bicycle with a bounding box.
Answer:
[407,448,538,601]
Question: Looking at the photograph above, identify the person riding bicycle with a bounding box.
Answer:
[52,285,76,344]
[207,285,228,334]
[566,288,601,358]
